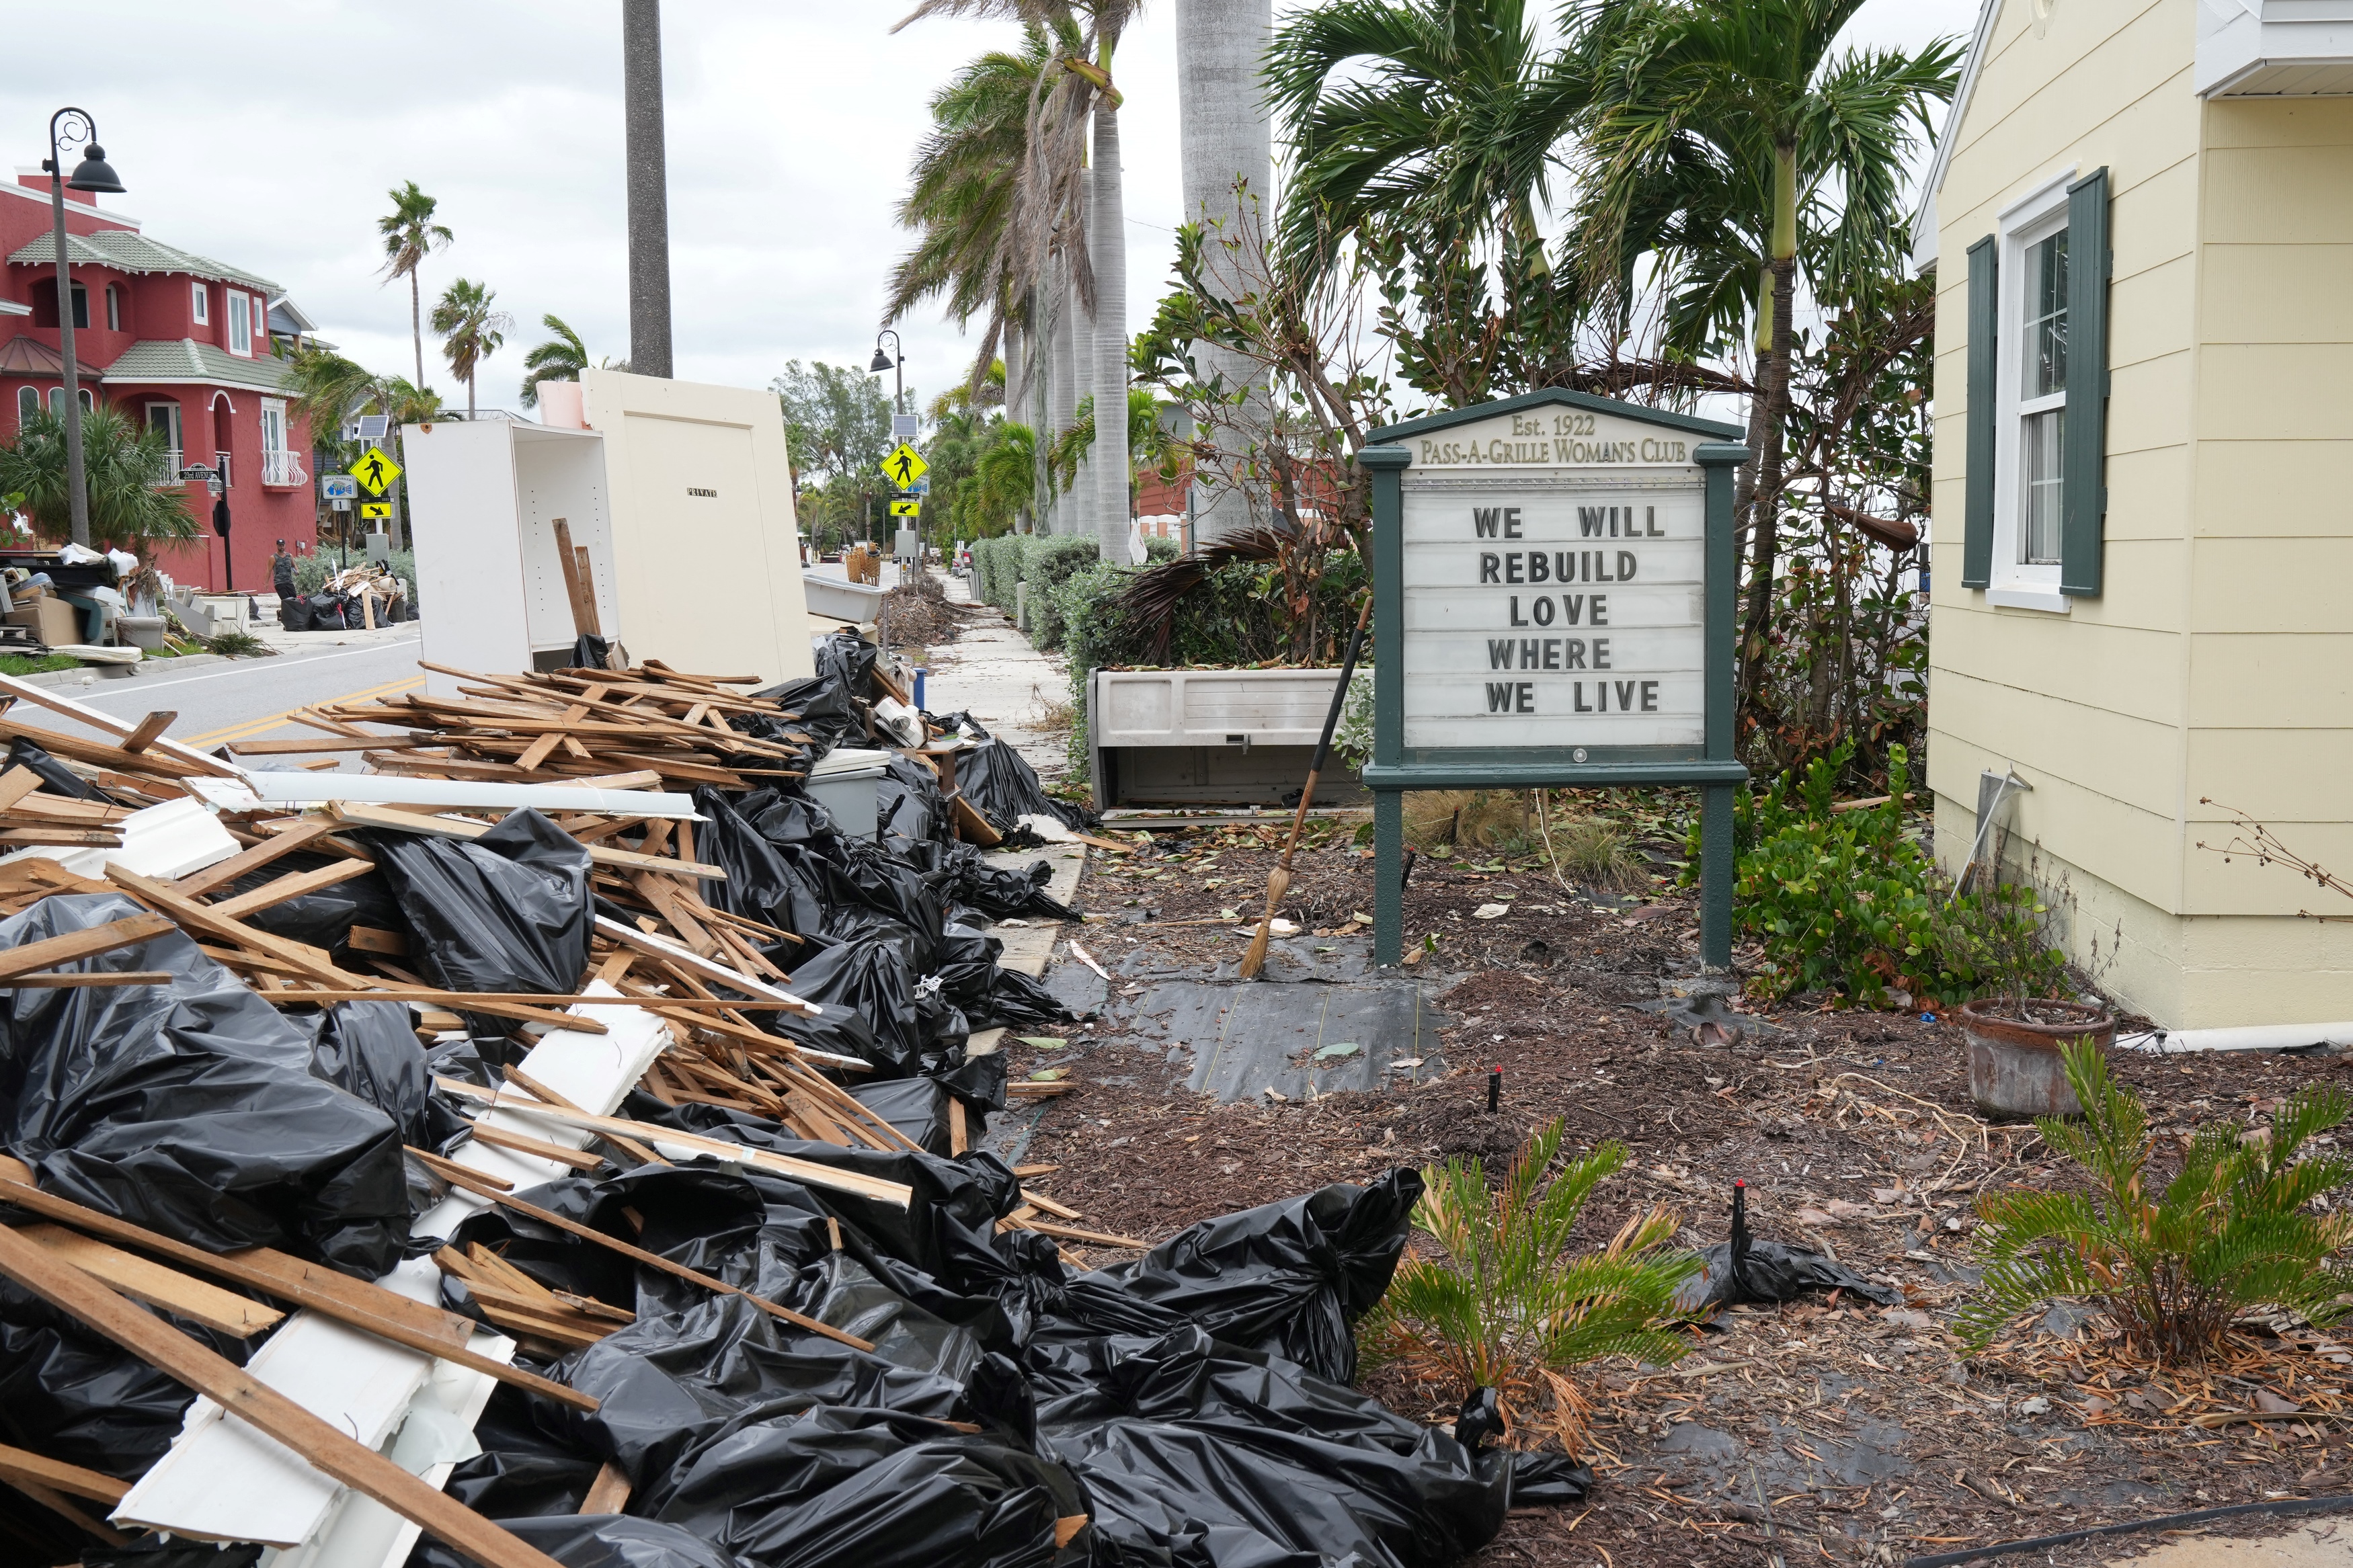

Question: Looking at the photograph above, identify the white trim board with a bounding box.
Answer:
[1910,0,2007,271]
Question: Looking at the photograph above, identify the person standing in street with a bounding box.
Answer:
[270,539,299,624]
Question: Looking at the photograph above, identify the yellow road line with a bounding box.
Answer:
[180,674,424,749]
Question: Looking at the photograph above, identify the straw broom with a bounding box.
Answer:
[1238,595,1375,981]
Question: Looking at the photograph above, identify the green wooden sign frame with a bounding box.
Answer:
[1359,388,1750,968]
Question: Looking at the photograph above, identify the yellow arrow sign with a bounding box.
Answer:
[352,446,403,495]
[889,499,920,518]
[360,501,392,520]
[879,443,928,488]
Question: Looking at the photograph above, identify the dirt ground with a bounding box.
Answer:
[1001,818,2353,1565]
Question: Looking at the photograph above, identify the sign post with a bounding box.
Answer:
[1361,389,1750,970]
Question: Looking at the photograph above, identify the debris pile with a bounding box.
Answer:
[0,634,1522,1568]
[280,563,412,632]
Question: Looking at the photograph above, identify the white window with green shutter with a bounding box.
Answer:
[1962,166,2110,611]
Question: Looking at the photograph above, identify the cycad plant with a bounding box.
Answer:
[1960,1040,2353,1364]
[1364,1120,1698,1448]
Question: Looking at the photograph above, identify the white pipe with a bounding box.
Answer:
[187,772,700,818]
[2120,1022,2353,1055]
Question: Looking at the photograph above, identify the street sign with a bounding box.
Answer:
[891,413,920,441]
[321,474,359,502]
[1359,389,1749,968]
[889,499,920,518]
[352,446,402,496]
[910,477,929,496]
[360,501,391,520]
[879,443,927,488]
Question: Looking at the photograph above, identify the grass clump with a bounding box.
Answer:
[0,653,83,676]
[1364,1118,1698,1451]
[1959,1038,2353,1364]
[201,630,276,659]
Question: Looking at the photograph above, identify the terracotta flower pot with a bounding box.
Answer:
[1958,998,2115,1120]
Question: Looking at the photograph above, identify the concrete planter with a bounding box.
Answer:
[1088,666,1367,809]
[1958,998,2115,1119]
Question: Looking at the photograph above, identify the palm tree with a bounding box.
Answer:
[430,278,514,418]
[894,0,1144,559]
[376,181,454,388]
[0,407,202,561]
[1583,0,1958,700]
[282,345,445,552]
[518,315,627,406]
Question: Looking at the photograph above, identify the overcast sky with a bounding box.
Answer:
[3,0,1979,419]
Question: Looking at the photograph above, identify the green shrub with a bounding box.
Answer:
[1019,535,1103,649]
[1144,534,1179,563]
[1363,1119,1698,1450]
[1696,741,2065,1006]
[971,534,1014,611]
[1959,1039,2353,1364]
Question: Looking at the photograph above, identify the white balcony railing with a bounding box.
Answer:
[214,451,233,489]
[150,448,184,489]
[260,449,307,487]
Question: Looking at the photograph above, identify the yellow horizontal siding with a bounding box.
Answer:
[2186,635,2353,728]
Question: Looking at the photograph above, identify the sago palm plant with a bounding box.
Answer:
[1960,1039,2353,1364]
[1364,1120,1698,1450]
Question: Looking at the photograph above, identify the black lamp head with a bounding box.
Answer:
[869,347,893,374]
[66,145,124,195]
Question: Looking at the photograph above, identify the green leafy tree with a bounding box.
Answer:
[429,278,513,418]
[518,314,627,407]
[376,181,454,389]
[1961,1040,2353,1364]
[774,360,900,546]
[1365,1120,1698,1448]
[0,407,200,561]
[281,345,444,552]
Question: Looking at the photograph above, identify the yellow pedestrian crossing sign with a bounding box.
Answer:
[360,501,392,520]
[879,443,927,488]
[889,499,920,518]
[353,446,402,496]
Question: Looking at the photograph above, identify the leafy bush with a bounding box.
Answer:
[971,534,1019,612]
[1144,534,1179,563]
[1363,1120,1698,1450]
[1021,535,1104,649]
[1959,1039,2353,1364]
[1694,741,2065,1006]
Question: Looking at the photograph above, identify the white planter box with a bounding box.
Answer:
[1087,667,1365,809]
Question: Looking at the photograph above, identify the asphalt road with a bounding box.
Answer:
[61,629,425,771]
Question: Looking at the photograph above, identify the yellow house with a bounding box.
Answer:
[1916,0,2353,1030]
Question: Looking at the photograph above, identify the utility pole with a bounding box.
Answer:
[42,110,124,549]
[622,0,674,378]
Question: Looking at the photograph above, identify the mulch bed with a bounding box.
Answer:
[997,820,2353,1564]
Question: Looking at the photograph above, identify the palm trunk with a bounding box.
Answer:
[467,369,477,419]
[1737,140,1800,712]
[1070,183,1096,546]
[410,270,424,388]
[1047,261,1076,535]
[1091,93,1129,562]
[1177,0,1273,548]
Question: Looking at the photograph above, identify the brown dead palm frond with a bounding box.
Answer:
[1113,522,1298,661]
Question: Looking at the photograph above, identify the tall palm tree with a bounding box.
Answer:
[430,278,514,417]
[1583,0,1958,699]
[894,0,1144,559]
[282,345,446,552]
[376,181,454,388]
[519,315,629,406]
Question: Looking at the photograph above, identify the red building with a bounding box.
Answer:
[0,167,318,591]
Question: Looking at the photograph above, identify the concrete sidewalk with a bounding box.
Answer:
[920,569,1076,792]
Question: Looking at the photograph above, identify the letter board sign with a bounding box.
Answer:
[1359,388,1749,967]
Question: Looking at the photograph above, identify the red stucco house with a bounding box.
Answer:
[1,167,319,591]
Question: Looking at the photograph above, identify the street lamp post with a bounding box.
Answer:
[42,109,124,550]
[869,329,905,416]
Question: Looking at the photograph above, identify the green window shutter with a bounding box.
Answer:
[1962,235,1999,589]
[2061,168,2111,597]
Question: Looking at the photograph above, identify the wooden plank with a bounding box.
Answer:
[170,817,340,897]
[0,829,123,846]
[18,1223,284,1337]
[0,1161,593,1413]
[515,706,590,773]
[6,970,175,987]
[503,1067,668,1167]
[465,1120,606,1171]
[0,765,41,811]
[205,857,373,920]
[104,866,359,987]
[573,546,603,637]
[0,1441,129,1505]
[550,518,590,637]
[413,1151,878,1352]
[580,1461,631,1516]
[348,923,409,956]
[0,912,174,983]
[0,672,240,776]
[0,1226,571,1568]
[949,1098,968,1156]
[227,734,429,755]
[332,802,727,880]
[118,710,177,756]
[1014,1216,1150,1249]
[950,793,1002,847]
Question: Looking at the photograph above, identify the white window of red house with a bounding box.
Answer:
[227,292,251,357]
[191,281,208,325]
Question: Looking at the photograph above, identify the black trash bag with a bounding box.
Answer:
[0,1278,198,1481]
[277,593,313,632]
[810,628,879,702]
[749,675,861,757]
[930,921,1000,1008]
[850,1076,955,1156]
[767,996,886,1067]
[1675,1182,1900,1312]
[0,893,409,1276]
[955,737,1096,832]
[876,755,949,856]
[967,964,1074,1034]
[934,844,1080,923]
[83,1537,264,1568]
[307,593,346,630]
[742,788,844,855]
[572,632,611,670]
[411,1516,742,1568]
[693,788,826,937]
[1510,1451,1595,1506]
[368,809,591,999]
[931,1048,1006,1118]
[1069,1169,1421,1385]
[6,737,108,800]
[294,999,437,1147]
[830,843,945,968]
[220,854,404,966]
[782,938,922,1075]
[1029,1324,1509,1568]
[643,1404,1091,1568]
